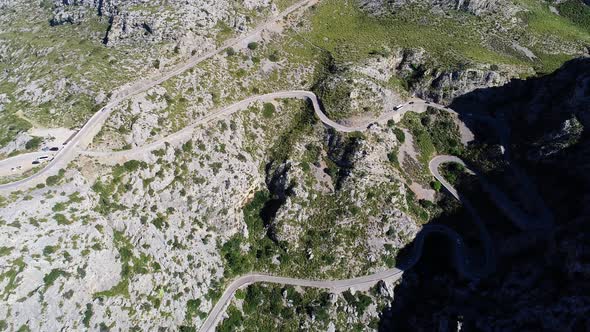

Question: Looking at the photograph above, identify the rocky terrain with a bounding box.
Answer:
[1,0,590,331]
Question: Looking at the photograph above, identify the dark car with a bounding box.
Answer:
[32,160,40,165]
[49,147,59,151]
[409,102,415,104]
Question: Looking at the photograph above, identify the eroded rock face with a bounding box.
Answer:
[359,0,520,16]
[49,0,273,48]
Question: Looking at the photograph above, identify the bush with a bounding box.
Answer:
[419,199,434,209]
[387,151,398,164]
[393,127,405,143]
[262,103,275,118]
[247,42,258,50]
[268,51,279,62]
[122,160,145,172]
[45,169,65,186]
[185,299,202,321]
[25,137,42,150]
[430,180,442,192]
[153,59,160,69]
[43,269,66,288]
[54,213,71,225]
[225,47,236,56]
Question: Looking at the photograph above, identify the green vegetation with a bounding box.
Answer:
[303,0,588,75]
[218,284,332,331]
[393,127,405,143]
[262,102,276,118]
[431,180,442,192]
[45,169,66,187]
[82,304,93,328]
[0,246,12,257]
[306,1,519,67]
[267,102,316,162]
[53,213,71,225]
[185,299,205,322]
[24,137,42,150]
[43,245,58,256]
[440,162,468,186]
[0,258,26,300]
[217,306,244,332]
[401,108,463,167]
[0,114,31,150]
[519,0,590,41]
[43,269,67,288]
[557,0,590,29]
[342,290,373,315]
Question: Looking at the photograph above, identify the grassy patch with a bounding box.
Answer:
[305,1,524,68]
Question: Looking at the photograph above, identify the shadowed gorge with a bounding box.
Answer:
[384,58,590,331]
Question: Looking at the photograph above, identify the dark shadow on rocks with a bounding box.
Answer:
[382,58,590,331]
[262,161,295,245]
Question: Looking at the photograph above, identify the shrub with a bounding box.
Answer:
[393,128,405,143]
[185,299,202,321]
[247,42,258,50]
[25,137,42,150]
[262,103,275,118]
[387,151,398,164]
[431,180,442,192]
[225,47,236,56]
[43,269,66,288]
[45,169,66,186]
[268,51,279,62]
[82,304,93,328]
[54,213,71,225]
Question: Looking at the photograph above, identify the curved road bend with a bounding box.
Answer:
[81,94,458,163]
[429,155,546,231]
[0,0,317,193]
[81,91,371,161]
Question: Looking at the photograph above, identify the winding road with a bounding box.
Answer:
[0,0,318,193]
[198,155,503,332]
[0,0,555,330]
[78,91,439,162]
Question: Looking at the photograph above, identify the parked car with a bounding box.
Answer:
[49,147,59,151]
[409,101,415,104]
[39,156,49,160]
[32,160,40,165]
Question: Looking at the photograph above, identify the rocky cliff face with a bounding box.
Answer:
[360,0,520,16]
[395,48,519,104]
[49,0,275,48]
